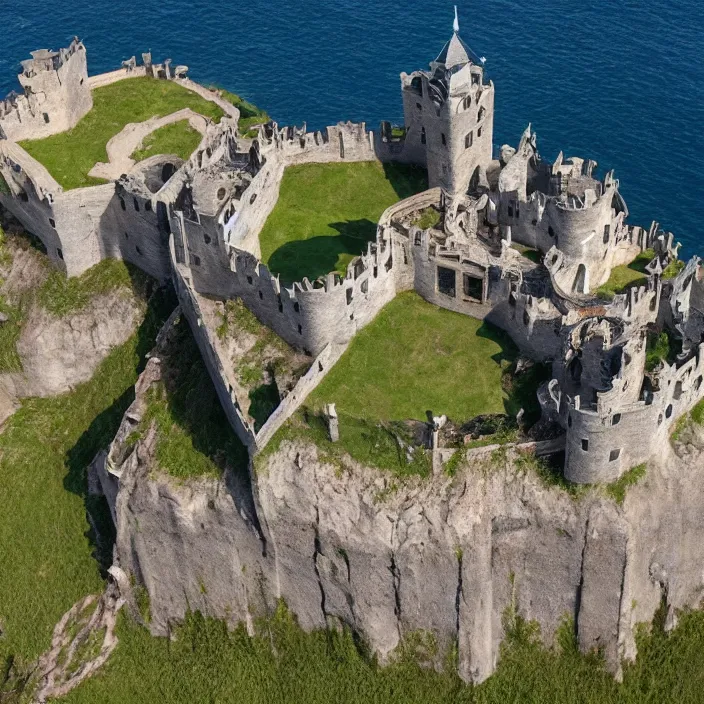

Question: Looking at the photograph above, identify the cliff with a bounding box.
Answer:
[0,229,147,422]
[98,316,704,683]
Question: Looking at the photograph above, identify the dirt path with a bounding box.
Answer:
[88,108,208,181]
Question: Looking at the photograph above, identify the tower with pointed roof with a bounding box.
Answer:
[399,9,494,194]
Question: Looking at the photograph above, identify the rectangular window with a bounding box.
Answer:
[441,133,447,146]
[463,274,483,302]
[477,126,483,138]
[437,266,456,297]
[581,439,589,451]
[465,132,473,149]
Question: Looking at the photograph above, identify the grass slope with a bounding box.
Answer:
[133,314,248,480]
[258,161,428,283]
[218,89,270,136]
[131,120,203,163]
[0,288,172,676]
[20,78,224,190]
[60,602,704,704]
[309,291,515,422]
[596,249,654,299]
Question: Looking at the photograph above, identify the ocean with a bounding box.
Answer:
[1,0,702,255]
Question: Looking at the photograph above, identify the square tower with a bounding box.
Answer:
[400,13,494,195]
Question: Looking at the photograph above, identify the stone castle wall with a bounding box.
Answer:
[0,39,92,142]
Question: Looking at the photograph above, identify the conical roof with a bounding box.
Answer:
[435,32,483,69]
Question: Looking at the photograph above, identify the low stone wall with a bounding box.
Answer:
[255,341,348,449]
[87,66,148,89]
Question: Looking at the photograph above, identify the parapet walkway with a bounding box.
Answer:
[89,109,209,182]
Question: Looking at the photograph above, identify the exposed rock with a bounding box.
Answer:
[2,290,144,399]
[0,234,146,419]
[96,349,704,683]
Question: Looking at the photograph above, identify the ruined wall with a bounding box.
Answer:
[170,245,258,451]
[254,340,349,449]
[0,40,92,142]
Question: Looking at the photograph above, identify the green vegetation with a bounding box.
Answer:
[596,249,655,300]
[218,89,270,136]
[692,397,704,426]
[605,463,647,505]
[259,161,428,282]
[0,286,173,686]
[309,292,523,423]
[216,298,309,431]
[130,120,203,162]
[0,171,10,196]
[645,329,680,372]
[20,77,225,190]
[510,243,541,264]
[134,314,248,480]
[256,409,432,479]
[671,396,704,443]
[261,292,546,478]
[0,296,24,372]
[54,598,704,704]
[413,206,441,230]
[38,257,149,317]
[662,259,685,279]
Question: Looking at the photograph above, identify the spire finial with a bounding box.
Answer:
[453,6,460,33]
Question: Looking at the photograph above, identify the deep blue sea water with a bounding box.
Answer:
[2,0,702,255]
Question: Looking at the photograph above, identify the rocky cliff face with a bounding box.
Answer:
[103,342,704,683]
[5,290,144,397]
[0,233,145,421]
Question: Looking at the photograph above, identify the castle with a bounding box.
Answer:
[0,20,702,486]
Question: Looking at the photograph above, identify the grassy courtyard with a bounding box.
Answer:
[258,161,428,283]
[596,249,654,299]
[309,291,518,422]
[131,120,203,163]
[20,77,225,190]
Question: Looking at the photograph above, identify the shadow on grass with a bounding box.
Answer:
[145,311,249,480]
[475,321,551,423]
[63,285,177,574]
[249,381,280,433]
[381,162,429,200]
[266,219,377,283]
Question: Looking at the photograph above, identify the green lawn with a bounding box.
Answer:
[19,77,225,190]
[131,120,203,163]
[258,161,428,283]
[308,291,516,423]
[218,89,270,136]
[596,249,654,299]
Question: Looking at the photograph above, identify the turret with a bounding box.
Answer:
[400,8,494,194]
